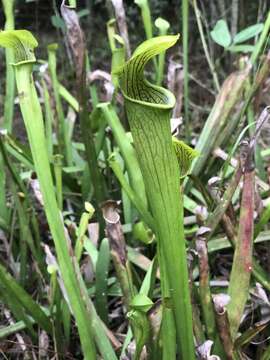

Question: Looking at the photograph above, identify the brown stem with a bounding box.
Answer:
[196,228,217,341]
[101,201,134,309]
[213,295,233,360]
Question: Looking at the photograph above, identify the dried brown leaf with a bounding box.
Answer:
[61,2,85,82]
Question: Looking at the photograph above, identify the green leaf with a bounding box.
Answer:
[77,8,90,18]
[131,293,153,312]
[0,30,38,64]
[172,137,199,178]
[5,34,97,359]
[0,263,52,335]
[111,35,125,87]
[210,19,231,48]
[228,44,255,53]
[115,35,179,106]
[234,321,269,350]
[134,0,153,40]
[233,23,264,44]
[117,35,196,359]
[51,15,66,30]
[95,238,110,324]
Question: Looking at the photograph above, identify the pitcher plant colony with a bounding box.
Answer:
[0,1,270,359]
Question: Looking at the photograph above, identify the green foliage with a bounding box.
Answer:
[211,19,264,53]
[233,23,264,44]
[51,14,65,30]
[210,19,231,48]
[1,3,270,360]
[130,293,153,312]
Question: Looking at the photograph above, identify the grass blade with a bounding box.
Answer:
[47,43,72,165]
[95,237,110,324]
[99,102,147,207]
[0,263,52,335]
[61,4,107,211]
[182,0,191,138]
[109,153,155,230]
